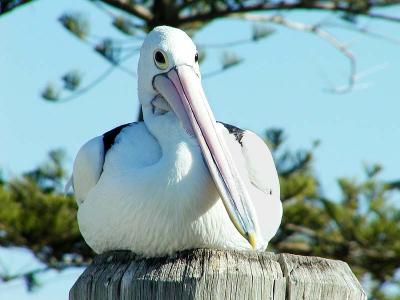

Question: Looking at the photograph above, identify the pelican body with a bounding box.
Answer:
[72,26,282,257]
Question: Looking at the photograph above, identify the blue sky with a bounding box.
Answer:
[0,0,399,298]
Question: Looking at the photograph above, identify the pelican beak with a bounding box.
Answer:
[153,65,259,249]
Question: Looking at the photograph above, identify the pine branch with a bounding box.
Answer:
[52,50,138,103]
[235,14,358,93]
[0,261,88,283]
[52,65,116,103]
[179,1,400,26]
[198,38,254,49]
[321,21,400,45]
[91,0,147,33]
[0,0,36,15]
[98,0,153,22]
[203,69,227,78]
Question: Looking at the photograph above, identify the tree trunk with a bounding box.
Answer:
[69,249,367,299]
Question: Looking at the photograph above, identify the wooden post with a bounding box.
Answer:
[69,249,367,300]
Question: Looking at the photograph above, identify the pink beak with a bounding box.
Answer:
[153,65,258,248]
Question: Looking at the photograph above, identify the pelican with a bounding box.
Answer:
[71,26,282,257]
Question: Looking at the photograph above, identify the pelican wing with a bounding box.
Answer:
[218,122,282,249]
[72,123,131,205]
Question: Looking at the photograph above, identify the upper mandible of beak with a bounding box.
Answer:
[153,65,259,249]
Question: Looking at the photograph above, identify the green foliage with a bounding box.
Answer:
[41,83,60,102]
[24,271,42,292]
[0,150,93,277]
[42,71,84,102]
[113,16,137,36]
[2,1,400,298]
[95,38,121,64]
[221,51,243,69]
[197,49,207,65]
[62,70,82,91]
[0,130,399,298]
[266,131,400,299]
[252,25,275,41]
[59,12,89,40]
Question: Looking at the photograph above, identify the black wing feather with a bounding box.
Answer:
[218,121,245,145]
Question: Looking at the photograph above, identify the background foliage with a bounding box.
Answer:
[1,0,400,299]
[1,132,399,298]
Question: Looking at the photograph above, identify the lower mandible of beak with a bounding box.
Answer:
[153,65,260,249]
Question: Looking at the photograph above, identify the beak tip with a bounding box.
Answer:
[247,231,257,250]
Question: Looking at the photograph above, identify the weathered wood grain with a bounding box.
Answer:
[277,253,367,300]
[69,249,366,300]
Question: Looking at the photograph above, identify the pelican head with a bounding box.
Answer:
[137,26,259,249]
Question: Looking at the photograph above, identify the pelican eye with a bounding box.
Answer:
[195,52,199,63]
[154,50,168,70]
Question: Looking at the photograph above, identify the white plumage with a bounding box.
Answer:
[71,26,282,257]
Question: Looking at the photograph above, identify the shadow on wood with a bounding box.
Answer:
[69,249,367,299]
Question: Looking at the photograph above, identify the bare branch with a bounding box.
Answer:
[98,0,153,22]
[202,51,244,78]
[364,10,400,23]
[321,21,400,45]
[92,0,118,19]
[235,14,357,93]
[116,62,137,76]
[179,2,400,27]
[0,261,88,283]
[91,0,147,33]
[203,69,226,79]
[198,38,254,49]
[50,65,115,103]
[52,49,138,103]
[0,0,36,15]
